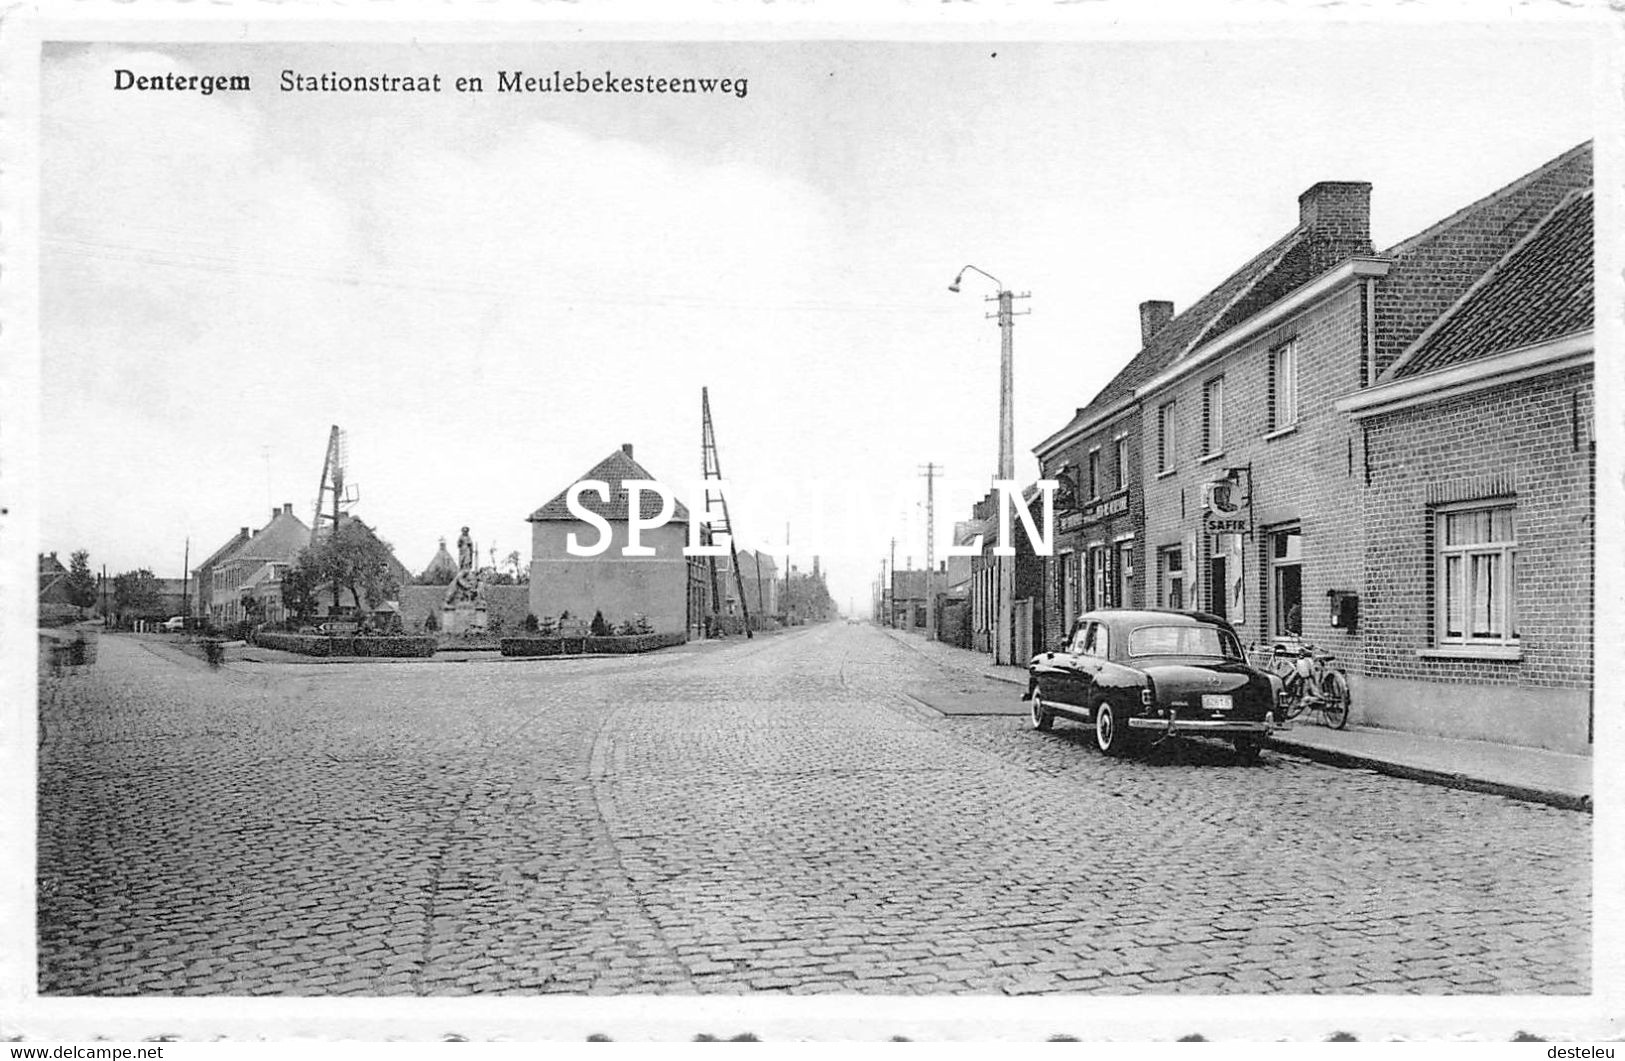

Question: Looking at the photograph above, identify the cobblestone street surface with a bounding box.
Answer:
[36,625,1589,995]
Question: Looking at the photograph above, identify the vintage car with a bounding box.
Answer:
[1027,609,1285,762]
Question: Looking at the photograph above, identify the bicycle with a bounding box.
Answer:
[1270,641,1350,730]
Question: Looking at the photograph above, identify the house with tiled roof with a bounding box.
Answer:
[1028,140,1590,755]
[526,444,700,637]
[206,503,311,625]
[192,526,252,619]
[1034,180,1381,655]
[1339,185,1593,753]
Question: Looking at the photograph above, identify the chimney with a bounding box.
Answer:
[272,508,280,522]
[621,443,634,459]
[1139,300,1174,345]
[240,527,249,538]
[283,502,293,515]
[1298,181,1372,245]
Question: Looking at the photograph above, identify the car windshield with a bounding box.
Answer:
[1127,624,1243,660]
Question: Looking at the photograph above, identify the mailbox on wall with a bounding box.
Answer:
[1327,589,1359,633]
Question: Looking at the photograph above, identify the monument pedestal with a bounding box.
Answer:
[440,602,488,636]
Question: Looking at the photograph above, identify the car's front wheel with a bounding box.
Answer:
[1030,687,1055,732]
[1094,699,1132,757]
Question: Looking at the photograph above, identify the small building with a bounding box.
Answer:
[527,444,695,637]
[1340,187,1593,753]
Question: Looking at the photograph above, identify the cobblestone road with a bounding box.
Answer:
[36,624,1588,995]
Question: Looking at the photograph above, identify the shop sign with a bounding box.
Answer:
[1202,468,1252,537]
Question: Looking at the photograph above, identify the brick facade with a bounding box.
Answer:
[1141,283,1369,668]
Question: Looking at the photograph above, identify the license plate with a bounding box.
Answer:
[1201,694,1233,711]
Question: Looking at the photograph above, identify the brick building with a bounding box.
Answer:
[1340,187,1593,752]
[1028,140,1591,751]
[527,444,696,637]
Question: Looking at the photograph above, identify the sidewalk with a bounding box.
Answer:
[879,625,1591,812]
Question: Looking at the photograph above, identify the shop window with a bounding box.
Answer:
[1086,544,1109,611]
[1115,539,1135,608]
[1270,527,1303,638]
[1436,501,1518,645]
[1159,546,1184,610]
[1269,340,1299,432]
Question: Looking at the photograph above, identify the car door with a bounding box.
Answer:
[1073,621,1110,710]
[1039,620,1091,707]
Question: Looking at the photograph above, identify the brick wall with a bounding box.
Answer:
[1361,366,1593,690]
[1141,283,1367,663]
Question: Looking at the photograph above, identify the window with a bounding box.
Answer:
[1436,502,1517,645]
[1157,401,1177,473]
[1086,544,1109,610]
[1068,621,1092,655]
[1269,341,1299,431]
[1270,528,1303,638]
[1159,546,1184,610]
[1115,435,1129,492]
[1115,539,1135,608]
[1202,376,1224,455]
[1087,448,1101,500]
[1128,624,1244,660]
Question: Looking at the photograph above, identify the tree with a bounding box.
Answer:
[112,569,163,622]
[506,550,528,584]
[66,550,98,614]
[281,549,323,626]
[318,519,402,617]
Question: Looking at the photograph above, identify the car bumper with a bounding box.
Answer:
[1127,716,1289,735]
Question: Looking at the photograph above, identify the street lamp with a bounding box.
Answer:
[950,263,1028,665]
[948,264,1023,482]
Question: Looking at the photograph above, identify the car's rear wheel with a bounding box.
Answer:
[1233,736,1262,765]
[1094,699,1131,757]
[1030,687,1055,732]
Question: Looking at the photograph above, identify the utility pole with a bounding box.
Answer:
[919,463,941,640]
[784,521,791,625]
[888,536,897,628]
[101,564,108,629]
[950,266,1029,663]
[181,537,190,621]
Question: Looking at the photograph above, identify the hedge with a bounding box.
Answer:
[500,632,686,657]
[251,632,437,658]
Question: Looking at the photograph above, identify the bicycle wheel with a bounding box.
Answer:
[1281,672,1307,720]
[1320,670,1350,730]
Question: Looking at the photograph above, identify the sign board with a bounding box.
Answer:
[1202,468,1252,538]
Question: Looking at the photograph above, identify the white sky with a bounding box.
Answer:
[39,31,1599,616]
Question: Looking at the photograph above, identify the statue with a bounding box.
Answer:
[443,526,484,610]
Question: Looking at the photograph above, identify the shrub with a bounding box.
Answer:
[424,610,440,632]
[590,610,611,637]
[487,613,506,636]
[522,613,540,633]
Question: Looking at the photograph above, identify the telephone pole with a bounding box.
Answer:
[888,536,897,628]
[919,463,942,640]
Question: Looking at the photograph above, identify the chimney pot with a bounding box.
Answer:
[1298,181,1372,245]
[1139,300,1175,345]
[621,443,634,458]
